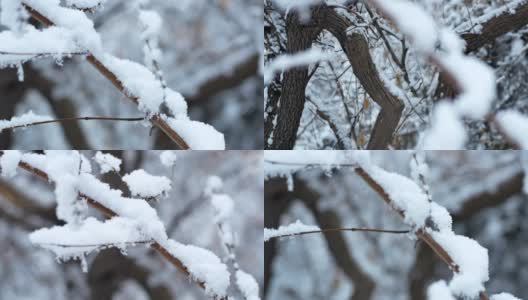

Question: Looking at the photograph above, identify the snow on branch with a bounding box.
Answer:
[205,176,261,300]
[264,220,320,242]
[494,110,528,149]
[0,111,51,132]
[0,26,84,68]
[263,151,525,300]
[93,151,121,174]
[264,48,332,84]
[122,169,171,199]
[366,0,497,149]
[0,0,225,149]
[1,151,230,299]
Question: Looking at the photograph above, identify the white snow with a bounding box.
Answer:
[427,281,456,300]
[13,150,232,298]
[29,216,148,261]
[166,118,226,150]
[0,111,51,132]
[1,1,224,150]
[122,169,171,198]
[205,175,224,195]
[0,150,22,178]
[93,151,121,174]
[164,89,188,119]
[264,220,320,242]
[1,0,25,32]
[372,0,438,53]
[159,151,177,167]
[362,164,430,228]
[495,110,528,149]
[491,293,523,300]
[236,270,261,300]
[421,103,467,150]
[264,48,333,84]
[264,150,370,178]
[101,54,165,115]
[371,0,496,149]
[162,240,230,298]
[138,10,161,40]
[0,26,83,67]
[430,230,489,298]
[210,194,234,223]
[23,0,103,54]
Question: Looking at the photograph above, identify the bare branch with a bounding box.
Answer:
[266,227,410,240]
[1,116,144,132]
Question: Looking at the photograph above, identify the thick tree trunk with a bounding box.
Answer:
[268,12,320,149]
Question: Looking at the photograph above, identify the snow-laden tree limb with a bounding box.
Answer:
[0,0,225,149]
[0,151,231,299]
[264,151,525,300]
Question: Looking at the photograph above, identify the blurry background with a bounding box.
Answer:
[0,150,263,300]
[265,151,527,299]
[0,0,263,149]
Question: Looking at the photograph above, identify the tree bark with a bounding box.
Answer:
[267,12,321,149]
[312,7,404,149]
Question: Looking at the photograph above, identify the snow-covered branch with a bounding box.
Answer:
[0,0,225,149]
[264,151,523,300]
[0,151,231,299]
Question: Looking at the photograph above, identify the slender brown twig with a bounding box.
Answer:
[1,116,144,131]
[266,227,410,241]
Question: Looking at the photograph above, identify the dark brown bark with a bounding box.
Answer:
[453,171,524,221]
[268,12,321,149]
[312,7,404,149]
[89,249,172,300]
[0,68,28,148]
[264,177,293,295]
[409,244,436,300]
[462,3,528,54]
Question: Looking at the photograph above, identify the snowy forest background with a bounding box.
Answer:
[0,150,263,300]
[264,0,528,150]
[0,0,263,149]
[265,151,527,300]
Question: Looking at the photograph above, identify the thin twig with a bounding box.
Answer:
[267,227,410,241]
[37,240,154,248]
[1,116,144,131]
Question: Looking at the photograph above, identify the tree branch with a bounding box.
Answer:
[1,116,145,131]
[22,3,190,149]
[14,159,226,299]
[266,226,410,240]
